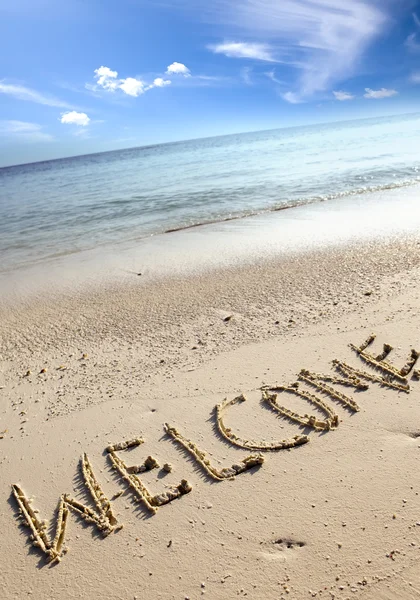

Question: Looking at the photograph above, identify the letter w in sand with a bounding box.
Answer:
[12,453,117,563]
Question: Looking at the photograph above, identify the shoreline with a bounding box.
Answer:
[2,183,420,306]
[2,179,420,280]
[162,175,420,234]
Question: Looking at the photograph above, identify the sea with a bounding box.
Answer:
[1,112,420,276]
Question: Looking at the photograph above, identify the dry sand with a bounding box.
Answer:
[1,236,420,599]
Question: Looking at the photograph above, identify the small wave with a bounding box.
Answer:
[163,176,420,235]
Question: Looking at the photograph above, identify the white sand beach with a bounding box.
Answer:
[1,219,420,599]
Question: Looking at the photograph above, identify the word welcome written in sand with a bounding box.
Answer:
[12,335,419,564]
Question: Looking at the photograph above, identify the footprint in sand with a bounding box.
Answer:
[259,537,306,561]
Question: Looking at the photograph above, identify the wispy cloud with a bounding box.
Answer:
[241,67,252,85]
[208,41,276,62]
[265,70,286,85]
[333,90,355,101]
[168,73,233,88]
[282,91,303,104]
[0,120,54,142]
[405,32,420,52]
[405,13,420,52]
[89,66,173,97]
[60,111,90,126]
[364,87,398,99]
[0,81,74,108]
[195,74,228,82]
[174,0,389,98]
[73,128,92,139]
[408,71,420,84]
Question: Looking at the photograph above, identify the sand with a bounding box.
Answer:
[1,235,420,599]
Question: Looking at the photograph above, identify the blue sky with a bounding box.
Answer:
[1,0,420,166]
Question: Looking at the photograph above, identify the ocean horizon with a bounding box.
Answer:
[2,111,417,171]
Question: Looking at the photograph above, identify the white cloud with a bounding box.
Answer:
[166,62,191,76]
[94,66,145,96]
[208,41,275,62]
[60,111,90,126]
[92,66,172,96]
[119,77,145,97]
[94,66,119,90]
[333,90,355,101]
[176,0,388,97]
[0,120,53,142]
[364,87,398,99]
[0,81,74,108]
[151,77,171,88]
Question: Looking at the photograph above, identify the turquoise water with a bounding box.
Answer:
[1,112,420,271]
